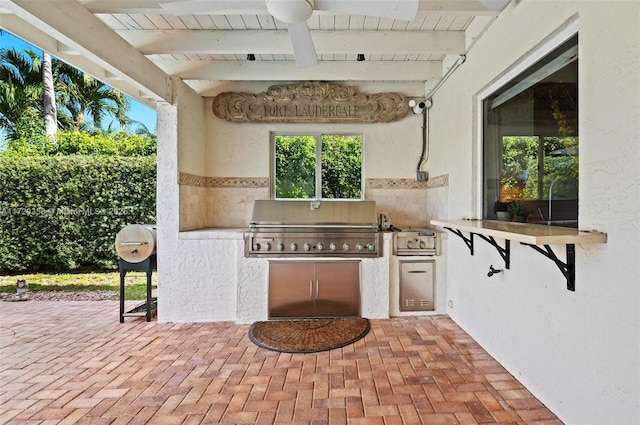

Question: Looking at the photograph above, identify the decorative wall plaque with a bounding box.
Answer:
[212,81,412,123]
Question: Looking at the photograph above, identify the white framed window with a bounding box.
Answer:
[272,133,363,200]
[480,31,579,226]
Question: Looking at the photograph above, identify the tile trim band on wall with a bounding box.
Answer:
[426,174,449,189]
[366,178,428,189]
[178,172,206,187]
[178,173,449,189]
[207,177,269,188]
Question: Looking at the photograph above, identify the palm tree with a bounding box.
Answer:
[0,48,45,141]
[42,51,57,136]
[55,62,130,131]
[1,45,132,143]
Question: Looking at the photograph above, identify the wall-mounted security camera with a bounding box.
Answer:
[408,99,432,114]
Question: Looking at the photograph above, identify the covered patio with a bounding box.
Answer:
[0,301,560,424]
[1,1,638,423]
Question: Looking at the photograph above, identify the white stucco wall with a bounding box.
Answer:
[175,80,206,177]
[157,81,240,323]
[427,1,640,423]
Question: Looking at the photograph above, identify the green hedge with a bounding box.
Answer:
[0,155,156,272]
[2,130,156,157]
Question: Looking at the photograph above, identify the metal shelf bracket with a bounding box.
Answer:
[476,234,511,269]
[432,219,605,293]
[521,243,575,291]
[442,224,576,291]
[444,227,473,255]
[444,228,511,269]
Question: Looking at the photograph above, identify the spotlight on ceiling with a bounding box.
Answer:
[247,54,256,61]
[357,54,365,62]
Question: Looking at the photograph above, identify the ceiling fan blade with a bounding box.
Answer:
[287,22,318,68]
[314,0,419,21]
[160,0,266,15]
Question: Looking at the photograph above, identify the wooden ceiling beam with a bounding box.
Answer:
[118,29,465,56]
[80,0,500,16]
[152,59,443,82]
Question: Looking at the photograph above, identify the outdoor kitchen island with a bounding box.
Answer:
[175,225,447,324]
[176,227,391,323]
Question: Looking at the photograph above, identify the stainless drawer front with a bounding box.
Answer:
[399,260,434,312]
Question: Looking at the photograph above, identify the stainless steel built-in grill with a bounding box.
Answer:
[245,200,381,258]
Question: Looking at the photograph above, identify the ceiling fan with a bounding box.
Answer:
[160,0,419,68]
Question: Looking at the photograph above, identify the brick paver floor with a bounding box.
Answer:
[0,301,561,424]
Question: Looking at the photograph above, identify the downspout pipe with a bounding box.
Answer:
[409,98,432,181]
[416,105,429,181]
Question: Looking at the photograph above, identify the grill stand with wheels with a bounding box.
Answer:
[119,255,156,323]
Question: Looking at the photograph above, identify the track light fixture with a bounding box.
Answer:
[357,53,365,62]
[247,54,256,61]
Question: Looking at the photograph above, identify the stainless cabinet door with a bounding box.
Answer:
[400,261,434,311]
[268,262,315,318]
[268,261,361,318]
[314,262,360,317]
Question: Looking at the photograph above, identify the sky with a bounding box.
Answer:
[0,30,157,136]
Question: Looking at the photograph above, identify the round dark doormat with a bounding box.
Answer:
[248,317,370,353]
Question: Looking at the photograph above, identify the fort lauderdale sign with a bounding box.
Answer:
[212,81,413,124]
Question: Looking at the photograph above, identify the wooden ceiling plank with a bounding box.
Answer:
[143,13,174,30]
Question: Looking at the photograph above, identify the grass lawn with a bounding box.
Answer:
[0,271,157,300]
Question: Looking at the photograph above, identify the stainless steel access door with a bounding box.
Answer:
[399,260,434,311]
[268,261,360,318]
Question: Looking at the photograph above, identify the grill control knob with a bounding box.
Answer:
[406,240,413,248]
[343,243,350,251]
[367,243,375,251]
[253,243,261,251]
[277,243,285,251]
[290,243,297,251]
[303,243,311,251]
[264,243,271,251]
[356,243,364,251]
[316,243,324,251]
[330,243,337,251]
[419,241,426,249]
